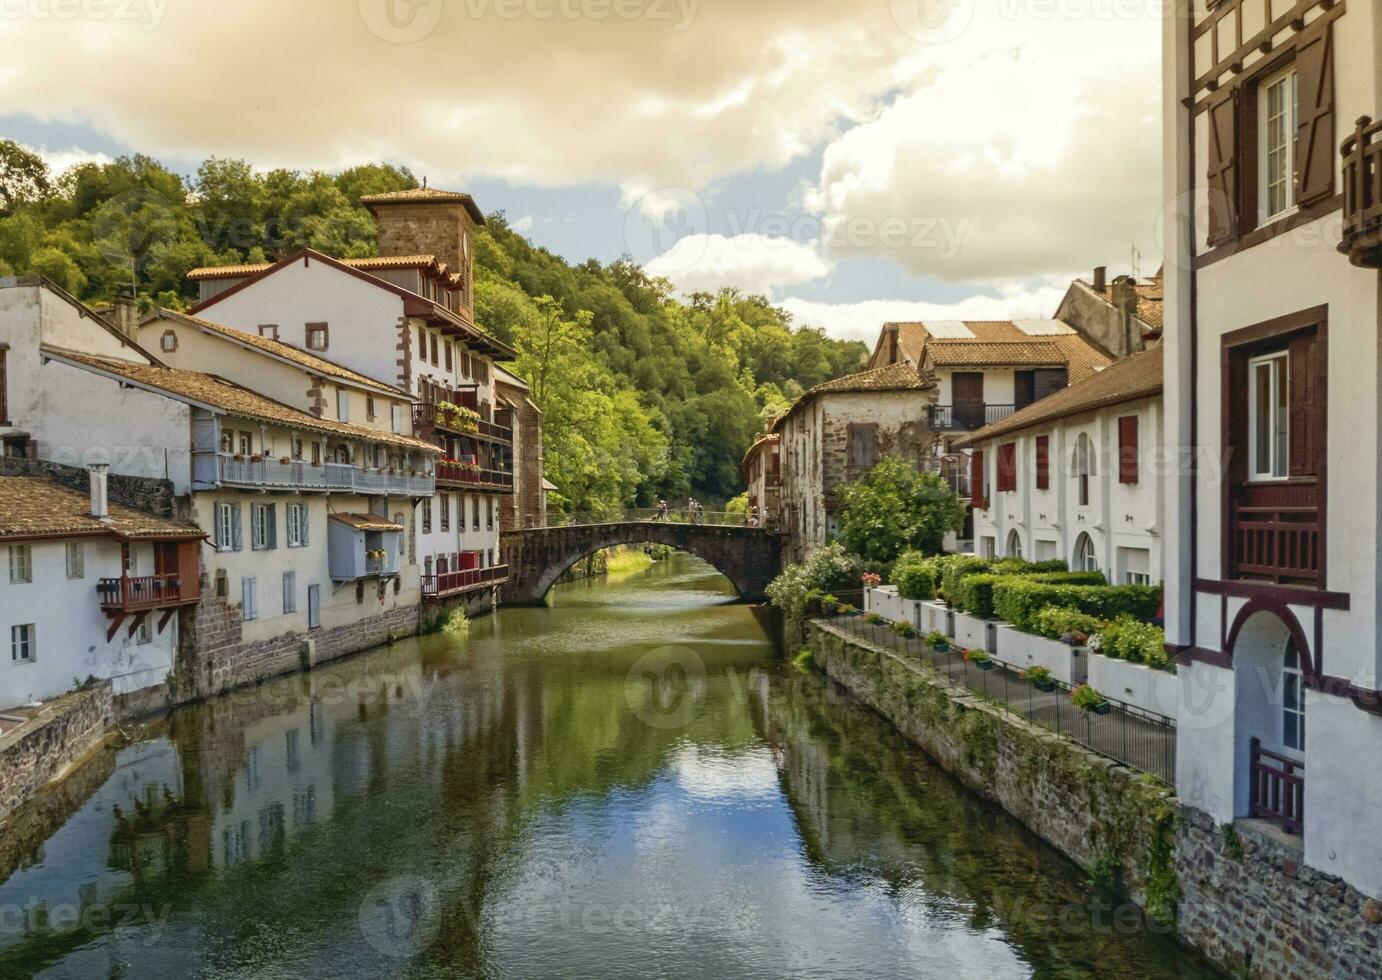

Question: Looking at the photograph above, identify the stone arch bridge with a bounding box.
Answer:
[500,519,782,605]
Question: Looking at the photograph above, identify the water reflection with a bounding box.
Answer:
[0,554,1214,978]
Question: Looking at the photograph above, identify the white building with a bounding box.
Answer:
[0,471,202,705]
[1163,0,1382,895]
[958,347,1163,585]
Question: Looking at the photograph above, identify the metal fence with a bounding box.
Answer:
[820,613,1176,785]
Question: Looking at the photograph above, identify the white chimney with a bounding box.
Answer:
[89,464,109,520]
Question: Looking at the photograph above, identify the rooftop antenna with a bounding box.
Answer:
[1130,244,1142,281]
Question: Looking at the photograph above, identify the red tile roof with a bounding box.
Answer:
[358,187,486,225]
[0,477,203,542]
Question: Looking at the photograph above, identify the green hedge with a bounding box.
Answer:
[1031,606,1105,640]
[940,555,1070,603]
[995,580,1162,633]
[1098,615,1172,671]
[955,571,1106,619]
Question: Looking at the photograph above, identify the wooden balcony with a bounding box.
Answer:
[1340,116,1382,269]
[213,455,434,496]
[928,404,1016,432]
[1250,738,1304,835]
[414,404,513,444]
[1230,503,1321,586]
[436,460,514,493]
[422,564,510,600]
[97,540,202,641]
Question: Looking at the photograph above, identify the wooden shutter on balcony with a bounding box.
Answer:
[997,443,1016,493]
[970,450,985,501]
[1287,332,1323,477]
[1206,88,1240,245]
[1118,416,1140,484]
[0,349,7,423]
[1035,435,1050,490]
[1294,22,1335,207]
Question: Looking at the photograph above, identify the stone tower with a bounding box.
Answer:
[360,187,485,322]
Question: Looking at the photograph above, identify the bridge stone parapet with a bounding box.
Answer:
[500,522,782,605]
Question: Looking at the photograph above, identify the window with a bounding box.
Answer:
[216,502,242,551]
[1005,530,1022,559]
[1248,351,1289,480]
[8,544,31,584]
[123,544,137,575]
[131,620,152,645]
[472,496,481,531]
[422,498,433,534]
[462,352,472,378]
[847,423,877,471]
[306,323,329,351]
[1118,416,1140,485]
[311,442,321,466]
[1119,546,1152,585]
[337,389,349,423]
[366,395,376,421]
[996,443,1016,493]
[430,334,439,366]
[391,403,403,434]
[242,577,258,620]
[251,503,277,551]
[282,571,297,614]
[65,541,84,580]
[486,498,494,531]
[1283,639,1305,752]
[1035,435,1050,491]
[445,341,453,372]
[287,503,309,548]
[239,431,253,457]
[980,536,996,559]
[160,330,178,352]
[0,348,7,424]
[440,494,450,532]
[1074,533,1098,572]
[258,324,279,341]
[1259,66,1298,222]
[1073,432,1095,507]
[11,624,34,663]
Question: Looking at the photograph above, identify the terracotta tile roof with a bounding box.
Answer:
[46,349,441,455]
[877,320,1112,384]
[329,513,404,532]
[742,433,780,467]
[956,347,1163,447]
[772,363,930,431]
[187,254,445,282]
[358,187,486,225]
[926,340,1068,367]
[0,477,202,541]
[149,310,408,396]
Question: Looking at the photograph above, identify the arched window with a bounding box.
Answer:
[1005,529,1023,559]
[1283,639,1305,752]
[1074,533,1098,572]
[1073,432,1095,506]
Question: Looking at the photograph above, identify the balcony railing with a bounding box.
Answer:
[216,455,434,496]
[1250,738,1304,835]
[1341,115,1382,268]
[928,404,1016,432]
[422,564,510,599]
[415,404,513,444]
[97,573,197,612]
[1230,504,1321,586]
[435,460,514,491]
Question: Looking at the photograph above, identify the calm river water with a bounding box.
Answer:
[0,554,1216,979]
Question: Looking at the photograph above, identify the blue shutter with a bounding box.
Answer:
[231,503,243,552]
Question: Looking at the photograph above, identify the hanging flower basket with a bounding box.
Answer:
[926,631,949,652]
[965,649,994,670]
[1071,684,1112,715]
[1024,665,1058,692]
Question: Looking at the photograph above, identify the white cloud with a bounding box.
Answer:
[511,215,535,232]
[646,233,832,296]
[22,144,113,177]
[780,281,1072,344]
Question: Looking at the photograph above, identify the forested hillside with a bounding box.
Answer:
[0,143,867,512]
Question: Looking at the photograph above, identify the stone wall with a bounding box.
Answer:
[1177,807,1381,979]
[808,622,1179,914]
[496,387,545,531]
[0,455,177,518]
[0,681,113,828]
[419,585,498,632]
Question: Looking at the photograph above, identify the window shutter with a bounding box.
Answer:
[1294,22,1335,207]
[267,504,278,549]
[1288,334,1322,477]
[997,443,1016,493]
[301,505,309,547]
[1206,88,1239,245]
[1118,416,1140,484]
[231,503,243,552]
[1035,435,1050,490]
[970,450,985,501]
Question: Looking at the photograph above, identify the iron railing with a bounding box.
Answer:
[819,612,1176,784]
[928,404,1017,431]
[217,455,433,496]
[1249,738,1304,834]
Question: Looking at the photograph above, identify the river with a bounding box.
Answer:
[0,553,1216,978]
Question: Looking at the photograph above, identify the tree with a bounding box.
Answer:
[836,457,967,564]
[0,141,50,214]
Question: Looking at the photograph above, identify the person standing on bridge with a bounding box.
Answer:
[657,499,668,522]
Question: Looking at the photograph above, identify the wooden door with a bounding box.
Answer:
[952,373,984,428]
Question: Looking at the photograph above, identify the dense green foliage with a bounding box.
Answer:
[1031,606,1105,641]
[1095,615,1171,671]
[836,457,967,563]
[994,581,1162,635]
[766,542,871,642]
[953,571,1107,620]
[939,556,1074,607]
[0,144,867,512]
[892,551,938,601]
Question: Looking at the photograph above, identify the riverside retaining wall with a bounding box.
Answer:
[0,682,113,828]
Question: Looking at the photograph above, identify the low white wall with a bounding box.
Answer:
[919,601,950,636]
[865,587,923,628]
[953,611,991,652]
[1088,652,1178,719]
[995,627,1088,686]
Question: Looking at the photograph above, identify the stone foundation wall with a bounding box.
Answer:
[420,587,497,631]
[0,682,113,828]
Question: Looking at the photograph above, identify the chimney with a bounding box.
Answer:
[886,323,901,363]
[1110,277,1140,355]
[1092,266,1107,293]
[112,286,138,340]
[88,464,110,521]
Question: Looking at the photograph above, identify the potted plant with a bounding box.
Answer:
[926,630,949,652]
[865,611,887,626]
[861,572,882,588]
[893,620,918,639]
[1071,684,1112,715]
[837,602,859,616]
[1023,665,1057,692]
[964,648,994,671]
[805,588,823,613]
[820,594,840,614]
[279,456,291,465]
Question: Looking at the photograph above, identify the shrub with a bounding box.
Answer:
[1023,665,1054,686]
[941,556,994,603]
[1098,615,1172,671]
[893,620,918,639]
[865,611,887,625]
[893,551,938,600]
[802,542,865,594]
[1071,683,1109,712]
[1031,606,1105,641]
[955,571,1107,620]
[994,581,1162,634]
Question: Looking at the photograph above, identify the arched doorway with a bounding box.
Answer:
[1073,533,1098,572]
[1005,529,1023,559]
[1228,605,1308,834]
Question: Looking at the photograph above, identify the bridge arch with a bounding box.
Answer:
[499,522,782,605]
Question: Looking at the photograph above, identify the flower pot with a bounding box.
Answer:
[932,640,949,653]
[1033,678,1058,693]
[1089,700,1112,715]
[974,659,995,671]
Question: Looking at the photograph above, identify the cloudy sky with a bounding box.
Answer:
[0,0,1163,342]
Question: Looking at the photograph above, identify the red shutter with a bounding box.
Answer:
[1206,88,1239,245]
[1118,416,1140,484]
[997,443,1017,493]
[0,349,7,424]
[1294,22,1335,207]
[970,450,985,504]
[1288,333,1322,477]
[1035,434,1050,490]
